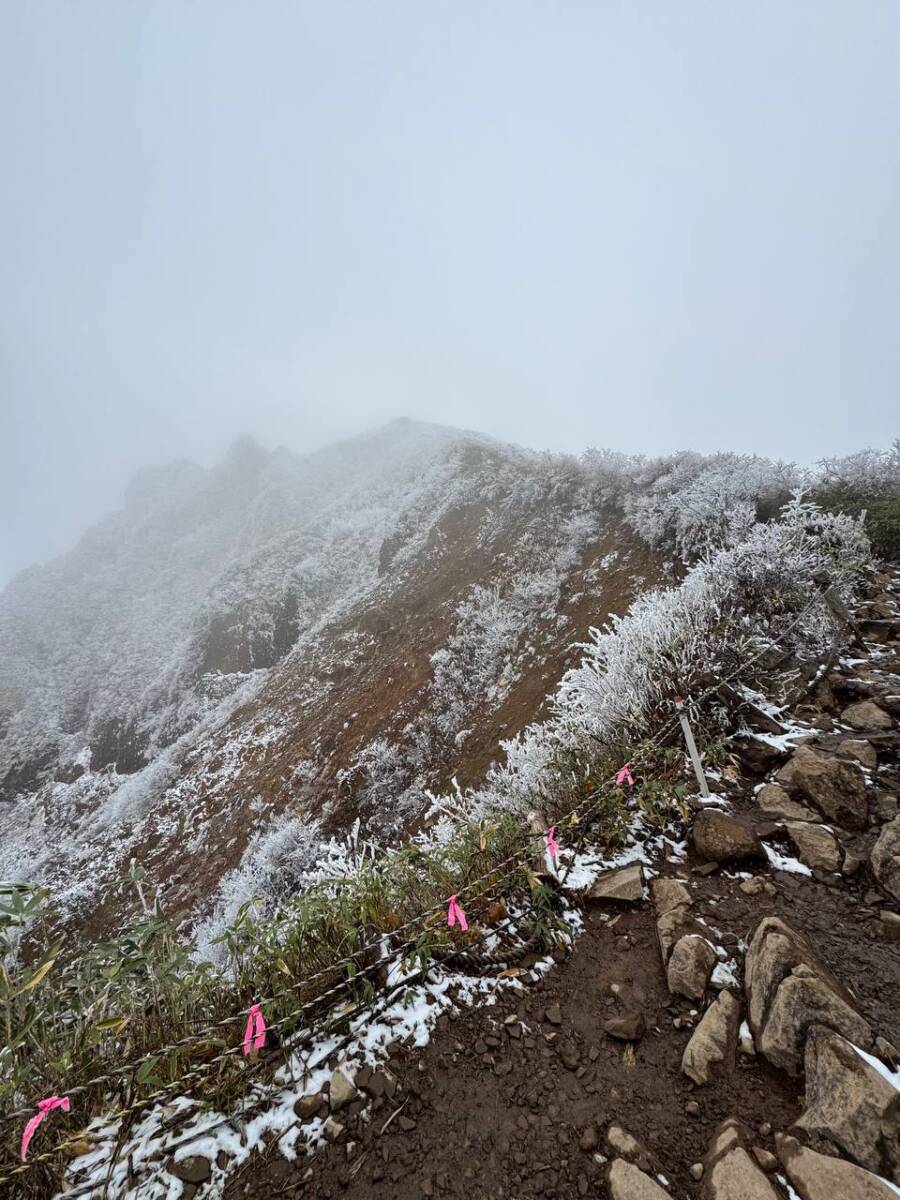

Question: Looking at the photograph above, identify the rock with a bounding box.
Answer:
[605,1123,652,1172]
[843,850,867,878]
[685,1100,701,1117]
[607,1159,671,1199]
[744,916,872,1075]
[777,1132,898,1200]
[700,1118,781,1200]
[733,736,789,774]
[170,1156,211,1184]
[776,746,868,830]
[690,1163,704,1180]
[544,1003,562,1026]
[324,1116,345,1142]
[874,795,899,823]
[588,863,645,902]
[650,877,692,916]
[682,991,741,1085]
[871,816,900,901]
[740,877,767,896]
[751,1147,777,1172]
[329,1067,357,1111]
[879,911,900,942]
[692,810,763,863]
[785,821,843,873]
[875,1037,900,1070]
[579,1124,599,1152]
[655,905,692,964]
[796,1026,900,1182]
[756,783,818,823]
[604,1010,646,1041]
[294,1091,326,1119]
[667,935,716,999]
[840,740,879,770]
[842,701,894,732]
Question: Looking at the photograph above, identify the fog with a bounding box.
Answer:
[2,1,899,585]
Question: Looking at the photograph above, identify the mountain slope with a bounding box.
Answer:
[0,420,664,930]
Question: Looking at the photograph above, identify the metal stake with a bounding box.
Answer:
[675,696,710,799]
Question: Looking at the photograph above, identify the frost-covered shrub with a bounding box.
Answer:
[814,440,900,559]
[624,453,806,560]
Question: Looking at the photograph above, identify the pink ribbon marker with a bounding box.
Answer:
[21,1095,70,1161]
[447,894,468,932]
[547,826,559,863]
[616,763,635,787]
[242,1003,267,1056]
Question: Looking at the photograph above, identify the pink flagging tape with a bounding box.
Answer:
[242,1003,267,1056]
[446,894,468,931]
[615,763,635,786]
[21,1096,70,1160]
[546,826,559,862]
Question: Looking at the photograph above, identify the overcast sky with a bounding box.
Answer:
[2,2,898,585]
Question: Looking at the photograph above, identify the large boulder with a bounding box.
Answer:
[700,1118,781,1200]
[776,747,868,830]
[842,701,894,732]
[756,783,818,822]
[785,821,843,873]
[682,990,741,1085]
[693,810,763,863]
[796,1026,900,1184]
[871,816,900,901]
[744,917,872,1075]
[668,935,717,999]
[776,1133,898,1200]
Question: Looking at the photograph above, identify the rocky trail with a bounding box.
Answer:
[179,570,900,1200]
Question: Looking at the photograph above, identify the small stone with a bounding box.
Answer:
[294,1091,325,1119]
[650,878,692,916]
[879,911,900,941]
[690,1163,704,1180]
[873,794,899,822]
[580,1125,599,1152]
[544,1004,562,1026]
[588,863,645,902]
[605,1123,651,1172]
[170,1156,211,1184]
[329,1067,357,1111]
[871,816,900,901]
[685,1100,701,1117]
[740,877,767,896]
[324,1117,345,1142]
[752,1146,778,1172]
[604,1010,646,1041]
[758,1122,772,1137]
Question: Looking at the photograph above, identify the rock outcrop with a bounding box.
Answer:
[795,1027,900,1183]
[744,917,873,1074]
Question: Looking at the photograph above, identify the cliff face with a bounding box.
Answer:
[0,420,664,926]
